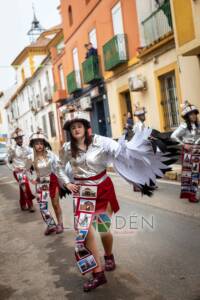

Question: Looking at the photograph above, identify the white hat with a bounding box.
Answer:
[134,102,147,116]
[29,128,49,146]
[11,128,24,139]
[63,111,91,131]
[181,100,199,117]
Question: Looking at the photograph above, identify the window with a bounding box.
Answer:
[112,2,124,35]
[42,115,48,136]
[21,68,25,82]
[58,65,65,90]
[21,92,25,113]
[30,117,34,133]
[68,5,73,26]
[89,28,97,49]
[49,111,56,137]
[73,48,80,70]
[56,40,64,54]
[27,86,31,109]
[160,71,180,130]
[38,80,43,104]
[45,71,51,96]
[72,48,81,86]
[31,86,36,107]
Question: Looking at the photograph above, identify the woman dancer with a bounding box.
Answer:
[57,111,177,292]
[7,128,35,212]
[171,101,200,203]
[28,129,64,235]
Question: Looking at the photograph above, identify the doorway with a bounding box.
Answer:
[119,90,133,129]
[91,97,107,136]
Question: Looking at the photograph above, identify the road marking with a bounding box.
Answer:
[108,172,181,186]
[157,179,180,186]
[0,180,16,186]
[0,176,8,180]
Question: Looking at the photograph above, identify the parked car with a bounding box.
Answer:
[0,143,7,164]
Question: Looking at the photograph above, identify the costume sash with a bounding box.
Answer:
[15,170,27,192]
[36,176,56,228]
[181,144,200,201]
[73,184,98,275]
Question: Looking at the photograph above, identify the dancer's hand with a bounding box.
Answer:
[65,183,79,194]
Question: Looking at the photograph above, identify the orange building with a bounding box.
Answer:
[51,0,140,138]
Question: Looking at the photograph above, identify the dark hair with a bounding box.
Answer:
[183,113,199,131]
[29,139,52,150]
[69,124,92,158]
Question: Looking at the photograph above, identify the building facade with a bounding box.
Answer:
[51,0,140,139]
[0,86,17,142]
[5,26,62,152]
[170,0,200,109]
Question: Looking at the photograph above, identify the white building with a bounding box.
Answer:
[5,25,62,152]
[0,86,17,142]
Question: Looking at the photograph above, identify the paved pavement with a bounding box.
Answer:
[0,165,200,300]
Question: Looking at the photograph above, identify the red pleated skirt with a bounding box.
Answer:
[75,171,120,214]
[49,173,59,199]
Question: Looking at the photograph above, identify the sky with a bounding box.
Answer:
[0,0,60,91]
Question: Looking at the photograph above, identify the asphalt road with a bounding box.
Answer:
[0,164,200,300]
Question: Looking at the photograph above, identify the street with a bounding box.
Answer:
[0,164,200,300]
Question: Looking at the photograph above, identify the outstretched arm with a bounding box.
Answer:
[100,128,177,196]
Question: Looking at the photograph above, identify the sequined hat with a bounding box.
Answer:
[134,102,147,116]
[29,128,50,148]
[181,100,199,117]
[63,111,91,131]
[11,128,24,139]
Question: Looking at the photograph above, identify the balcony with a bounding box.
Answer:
[66,70,81,94]
[82,55,101,84]
[142,0,173,46]
[103,34,128,71]
[53,89,67,102]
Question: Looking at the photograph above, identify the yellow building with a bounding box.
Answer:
[170,0,200,109]
[106,0,200,138]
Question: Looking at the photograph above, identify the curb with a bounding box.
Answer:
[107,167,182,182]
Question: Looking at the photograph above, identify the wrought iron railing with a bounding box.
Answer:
[142,0,173,46]
[103,34,128,71]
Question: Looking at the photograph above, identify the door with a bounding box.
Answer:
[72,48,81,87]
[160,71,180,131]
[89,28,97,49]
[120,90,133,129]
[96,100,107,136]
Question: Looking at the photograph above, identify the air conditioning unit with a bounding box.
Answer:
[129,75,147,92]
[80,96,92,111]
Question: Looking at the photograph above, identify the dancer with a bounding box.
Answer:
[171,101,200,203]
[28,129,64,235]
[57,111,177,292]
[7,128,35,212]
[133,103,147,133]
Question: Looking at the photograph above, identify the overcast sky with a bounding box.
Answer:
[0,0,60,91]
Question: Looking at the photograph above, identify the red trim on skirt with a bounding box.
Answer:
[74,170,106,181]
[13,171,35,208]
[96,176,119,213]
[75,171,119,214]
[49,173,59,199]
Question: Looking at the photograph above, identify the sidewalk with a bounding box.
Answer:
[107,164,182,181]
[109,173,200,219]
[164,164,182,181]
